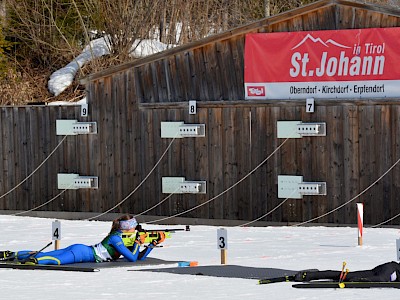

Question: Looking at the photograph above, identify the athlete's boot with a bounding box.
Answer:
[20,257,38,265]
[0,251,15,261]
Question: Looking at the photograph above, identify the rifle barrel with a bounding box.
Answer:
[141,225,190,232]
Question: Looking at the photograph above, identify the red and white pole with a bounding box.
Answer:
[357,203,363,246]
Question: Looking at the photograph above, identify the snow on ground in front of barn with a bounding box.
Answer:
[0,215,399,300]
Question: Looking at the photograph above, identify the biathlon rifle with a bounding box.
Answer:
[122,225,190,246]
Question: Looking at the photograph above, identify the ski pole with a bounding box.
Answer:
[342,269,349,282]
[338,268,349,289]
[339,261,347,283]
[30,241,53,259]
[17,241,52,263]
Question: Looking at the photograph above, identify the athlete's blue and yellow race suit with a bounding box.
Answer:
[14,230,152,265]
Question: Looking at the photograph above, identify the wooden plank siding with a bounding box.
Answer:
[2,0,400,226]
[0,105,84,211]
[3,100,400,225]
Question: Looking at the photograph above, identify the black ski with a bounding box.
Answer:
[0,262,98,272]
[258,269,318,284]
[258,275,295,284]
[292,281,400,289]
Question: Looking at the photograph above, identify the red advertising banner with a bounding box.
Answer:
[244,27,400,99]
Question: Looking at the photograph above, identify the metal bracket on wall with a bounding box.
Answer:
[278,175,327,199]
[277,121,326,138]
[57,173,99,189]
[56,120,97,135]
[162,177,207,194]
[161,121,205,138]
[298,182,327,196]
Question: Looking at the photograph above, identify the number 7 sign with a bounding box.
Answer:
[306,98,315,113]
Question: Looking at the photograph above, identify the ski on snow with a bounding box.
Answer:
[258,269,318,284]
[258,275,295,284]
[0,262,98,272]
[292,281,400,289]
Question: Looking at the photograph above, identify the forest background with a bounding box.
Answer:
[0,0,398,105]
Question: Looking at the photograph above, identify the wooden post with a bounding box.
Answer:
[357,203,363,246]
[220,249,227,265]
[52,220,61,250]
[217,228,227,265]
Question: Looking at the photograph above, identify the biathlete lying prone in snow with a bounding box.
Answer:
[0,214,165,265]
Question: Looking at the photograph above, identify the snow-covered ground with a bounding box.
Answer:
[0,215,399,300]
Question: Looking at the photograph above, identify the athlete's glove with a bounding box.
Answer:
[151,232,166,246]
[135,231,147,245]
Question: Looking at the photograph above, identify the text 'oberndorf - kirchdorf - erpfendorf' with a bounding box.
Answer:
[290,84,385,95]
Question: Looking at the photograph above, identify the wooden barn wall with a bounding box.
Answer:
[0,105,97,212]
[84,84,400,225]
[2,100,400,225]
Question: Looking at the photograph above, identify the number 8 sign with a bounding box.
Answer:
[189,100,197,115]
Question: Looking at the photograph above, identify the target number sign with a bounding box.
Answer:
[52,220,61,240]
[217,228,228,249]
[189,100,197,115]
[397,239,400,261]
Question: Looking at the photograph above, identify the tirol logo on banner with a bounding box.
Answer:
[244,27,400,100]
